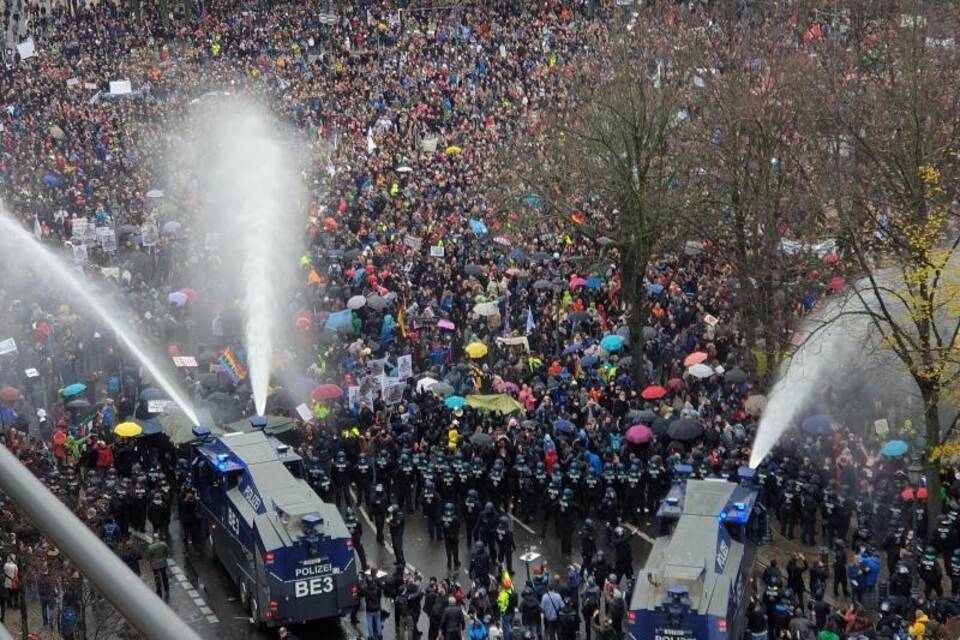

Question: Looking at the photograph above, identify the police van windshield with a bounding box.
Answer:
[284,460,304,479]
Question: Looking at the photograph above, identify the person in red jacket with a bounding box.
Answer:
[95,441,114,469]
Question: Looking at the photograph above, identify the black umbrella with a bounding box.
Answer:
[464,264,484,275]
[642,326,657,339]
[470,432,494,448]
[530,251,551,262]
[630,409,659,423]
[650,417,670,437]
[533,279,552,290]
[569,311,590,324]
[344,249,361,260]
[521,419,539,430]
[724,367,748,385]
[66,398,90,410]
[668,418,704,442]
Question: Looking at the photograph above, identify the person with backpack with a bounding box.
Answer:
[360,570,384,640]
[580,577,601,640]
[540,581,564,640]
[602,576,625,640]
[520,583,543,640]
[467,614,487,640]
[558,597,580,640]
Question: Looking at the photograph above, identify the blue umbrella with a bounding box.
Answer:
[42,174,61,187]
[327,249,344,259]
[800,415,832,436]
[140,387,163,401]
[881,440,909,458]
[0,406,16,426]
[586,277,603,289]
[509,249,528,261]
[553,419,574,434]
[562,344,583,356]
[445,395,465,410]
[581,355,598,368]
[645,282,664,295]
[600,335,625,352]
[138,418,162,436]
[324,309,353,332]
[62,383,87,398]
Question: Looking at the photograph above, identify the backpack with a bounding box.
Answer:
[559,609,579,633]
[581,589,599,616]
[507,589,518,611]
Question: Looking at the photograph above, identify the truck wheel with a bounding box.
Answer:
[239,579,250,610]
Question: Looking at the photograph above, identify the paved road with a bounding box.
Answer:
[160,500,654,640]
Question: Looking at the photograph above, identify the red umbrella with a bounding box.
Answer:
[178,288,198,303]
[683,352,708,367]
[829,276,845,291]
[641,385,667,400]
[666,378,685,392]
[625,424,653,444]
[311,384,343,402]
[0,386,21,403]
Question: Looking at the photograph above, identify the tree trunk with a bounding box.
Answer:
[922,387,944,534]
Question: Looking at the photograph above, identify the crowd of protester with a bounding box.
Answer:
[0,1,958,640]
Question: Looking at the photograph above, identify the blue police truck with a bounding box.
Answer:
[628,466,766,640]
[191,421,358,627]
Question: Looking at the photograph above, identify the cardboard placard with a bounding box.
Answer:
[295,403,313,422]
[101,267,120,281]
[148,399,171,414]
[403,234,422,251]
[24,368,39,378]
[109,79,133,95]
[16,37,35,60]
[397,354,413,380]
[874,418,889,437]
[704,314,719,327]
[430,245,445,257]
[0,338,17,355]
[172,356,198,368]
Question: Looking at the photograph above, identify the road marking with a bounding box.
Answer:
[622,523,656,544]
[349,489,418,573]
[206,615,220,624]
[509,513,536,535]
[193,598,206,607]
[187,589,200,598]
[159,553,218,624]
[200,606,213,615]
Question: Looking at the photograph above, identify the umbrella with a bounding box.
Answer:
[562,344,583,356]
[666,378,685,392]
[668,418,704,442]
[167,291,188,306]
[114,421,142,438]
[473,301,500,317]
[569,277,587,288]
[645,283,665,295]
[324,309,353,332]
[140,387,163,401]
[162,221,182,234]
[508,249,528,261]
[366,295,388,311]
[651,417,670,437]
[683,240,704,256]
[430,382,455,397]
[625,424,653,444]
[266,389,298,412]
[568,311,591,324]
[62,383,87,398]
[347,295,367,310]
[800,415,833,436]
[641,385,667,400]
[311,384,343,401]
[445,395,466,409]
[146,189,165,198]
[437,319,456,331]
[0,386,20,403]
[631,409,659,423]
[465,342,488,359]
[464,264,484,275]
[496,381,520,394]
[881,440,909,458]
[65,398,90,410]
[597,236,613,245]
[744,394,767,416]
[533,279,552,290]
[530,252,551,262]
[619,356,633,368]
[470,432,494,448]
[724,368,748,384]
[178,288,198,303]
[552,419,575,434]
[829,276,845,291]
[683,352,708,367]
[580,355,598,368]
[642,326,657,340]
[600,335,625,352]
[586,277,603,289]
[687,363,714,379]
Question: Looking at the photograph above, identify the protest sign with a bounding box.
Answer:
[16,37,35,60]
[397,354,413,380]
[24,368,39,378]
[141,223,159,247]
[148,400,172,414]
[66,77,80,87]
[71,243,88,264]
[295,403,313,422]
[101,267,120,281]
[348,386,360,408]
[0,338,17,355]
[109,80,133,95]
[382,380,405,405]
[172,356,198,368]
[403,234,422,251]
[430,245,445,257]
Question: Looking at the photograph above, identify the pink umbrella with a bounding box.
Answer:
[178,288,198,303]
[683,351,708,367]
[437,319,455,331]
[823,253,839,264]
[666,377,685,392]
[569,277,587,288]
[496,381,519,394]
[506,267,521,276]
[625,424,653,444]
[829,276,845,290]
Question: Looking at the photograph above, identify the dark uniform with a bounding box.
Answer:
[387,504,405,565]
[441,503,460,570]
[371,484,387,544]
[495,516,516,574]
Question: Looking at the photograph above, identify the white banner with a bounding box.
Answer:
[295,403,313,422]
[16,37,35,60]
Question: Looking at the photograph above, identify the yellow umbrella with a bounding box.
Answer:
[114,421,142,438]
[445,145,463,156]
[465,342,488,359]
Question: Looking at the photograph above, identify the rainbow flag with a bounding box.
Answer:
[219,347,247,384]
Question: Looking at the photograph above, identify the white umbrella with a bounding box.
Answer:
[397,166,413,173]
[687,363,713,379]
[146,189,164,198]
[416,377,439,393]
[473,301,499,317]
[347,295,366,310]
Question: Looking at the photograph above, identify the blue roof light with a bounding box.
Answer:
[250,416,267,430]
